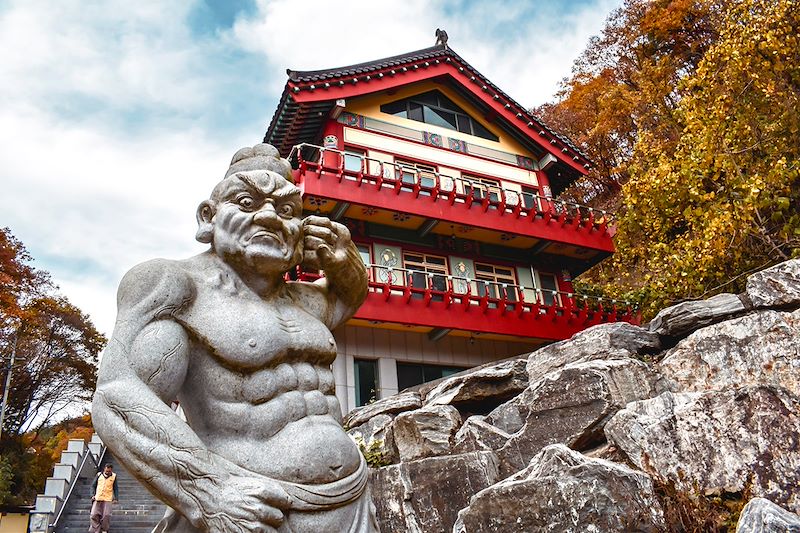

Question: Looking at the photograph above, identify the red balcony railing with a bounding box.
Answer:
[289,144,616,253]
[298,264,639,341]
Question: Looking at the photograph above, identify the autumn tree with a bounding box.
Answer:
[0,227,105,503]
[540,0,800,315]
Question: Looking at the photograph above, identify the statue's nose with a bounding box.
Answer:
[253,204,282,228]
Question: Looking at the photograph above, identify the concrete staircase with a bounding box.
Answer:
[29,434,166,533]
[52,452,166,533]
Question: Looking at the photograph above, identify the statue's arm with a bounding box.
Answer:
[300,216,368,329]
[92,260,289,533]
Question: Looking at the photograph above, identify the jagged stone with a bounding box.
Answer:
[747,259,800,309]
[343,391,422,429]
[453,415,512,453]
[736,498,800,533]
[454,444,666,533]
[526,322,661,383]
[659,310,800,395]
[391,404,462,462]
[605,387,800,513]
[425,358,528,411]
[648,293,748,338]
[370,451,498,533]
[496,358,665,477]
[347,413,397,464]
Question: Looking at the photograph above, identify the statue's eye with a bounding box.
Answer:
[238,196,255,210]
[278,204,294,218]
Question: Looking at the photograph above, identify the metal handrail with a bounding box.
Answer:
[289,143,615,225]
[51,444,106,528]
[364,263,637,310]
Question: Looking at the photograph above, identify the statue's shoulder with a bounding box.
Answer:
[117,258,195,316]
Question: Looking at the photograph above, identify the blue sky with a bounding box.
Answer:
[0,0,621,336]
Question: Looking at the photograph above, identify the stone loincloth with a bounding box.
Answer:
[151,455,378,532]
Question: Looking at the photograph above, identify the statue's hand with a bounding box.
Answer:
[301,215,353,272]
[198,474,291,533]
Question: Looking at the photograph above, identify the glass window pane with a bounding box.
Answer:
[354,359,378,407]
[380,100,406,115]
[472,120,498,141]
[408,102,423,122]
[456,114,471,133]
[344,152,363,172]
[397,363,424,391]
[423,106,457,130]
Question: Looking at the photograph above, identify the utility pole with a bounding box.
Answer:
[0,330,19,440]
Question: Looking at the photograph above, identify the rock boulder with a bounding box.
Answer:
[647,292,748,339]
[746,259,800,309]
[605,387,800,512]
[526,322,661,383]
[736,498,800,533]
[659,309,800,395]
[454,444,666,533]
[344,391,422,429]
[370,451,498,533]
[425,358,527,412]
[391,404,462,462]
[496,358,665,476]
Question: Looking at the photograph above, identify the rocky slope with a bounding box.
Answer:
[348,259,800,532]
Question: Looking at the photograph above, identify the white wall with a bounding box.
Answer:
[332,325,538,414]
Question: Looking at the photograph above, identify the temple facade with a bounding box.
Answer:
[264,45,636,413]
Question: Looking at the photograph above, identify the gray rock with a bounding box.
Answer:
[736,498,800,533]
[659,309,800,395]
[454,444,666,533]
[344,391,422,429]
[606,387,800,513]
[391,405,462,462]
[425,358,528,411]
[497,358,665,477]
[526,322,661,383]
[370,451,498,533]
[648,293,748,338]
[347,414,397,465]
[747,259,800,309]
[453,416,512,454]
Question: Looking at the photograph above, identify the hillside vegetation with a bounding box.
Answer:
[537,0,800,318]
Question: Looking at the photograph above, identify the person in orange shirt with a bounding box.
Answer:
[89,463,118,533]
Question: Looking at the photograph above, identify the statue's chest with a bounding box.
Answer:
[184,293,336,370]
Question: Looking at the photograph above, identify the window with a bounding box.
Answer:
[395,159,437,192]
[521,185,544,212]
[403,252,448,298]
[380,90,499,142]
[397,362,469,390]
[356,244,372,281]
[343,148,365,173]
[354,359,378,407]
[462,175,502,203]
[475,263,517,301]
[537,272,561,306]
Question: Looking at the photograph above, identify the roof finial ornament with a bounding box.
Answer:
[435,28,449,49]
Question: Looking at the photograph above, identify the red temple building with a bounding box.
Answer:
[263,44,637,413]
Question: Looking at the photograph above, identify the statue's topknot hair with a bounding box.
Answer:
[224,143,293,183]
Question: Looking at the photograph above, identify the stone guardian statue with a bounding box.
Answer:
[92,144,378,532]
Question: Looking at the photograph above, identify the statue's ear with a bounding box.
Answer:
[195,201,215,244]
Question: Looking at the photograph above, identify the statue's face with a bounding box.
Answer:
[202,170,303,272]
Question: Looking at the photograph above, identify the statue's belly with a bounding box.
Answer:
[200,414,361,484]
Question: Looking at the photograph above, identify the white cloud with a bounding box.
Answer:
[0,0,620,339]
[232,0,620,106]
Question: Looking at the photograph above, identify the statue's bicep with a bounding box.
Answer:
[129,320,190,403]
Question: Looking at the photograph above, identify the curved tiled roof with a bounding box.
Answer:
[265,44,590,169]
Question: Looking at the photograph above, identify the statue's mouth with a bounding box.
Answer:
[249,231,283,245]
